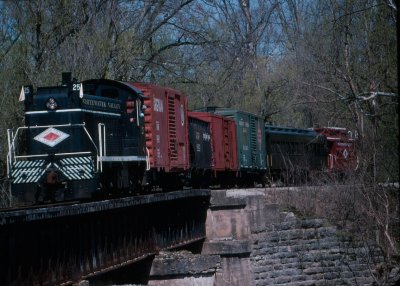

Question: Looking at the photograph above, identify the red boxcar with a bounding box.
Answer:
[189,112,238,176]
[314,127,357,172]
[128,83,190,173]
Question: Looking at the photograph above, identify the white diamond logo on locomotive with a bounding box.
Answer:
[343,148,349,159]
[34,127,70,147]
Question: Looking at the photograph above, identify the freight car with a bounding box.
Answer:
[129,82,190,190]
[196,107,267,187]
[189,111,238,187]
[265,125,327,185]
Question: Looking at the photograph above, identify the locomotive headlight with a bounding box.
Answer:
[46,98,58,110]
[79,168,85,176]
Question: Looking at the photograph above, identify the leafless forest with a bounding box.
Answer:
[0,0,398,282]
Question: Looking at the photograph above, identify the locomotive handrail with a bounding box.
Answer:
[16,123,87,130]
[81,123,100,172]
[146,147,151,171]
[6,129,15,179]
[14,151,93,159]
[98,123,106,172]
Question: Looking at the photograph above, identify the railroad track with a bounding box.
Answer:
[0,200,80,213]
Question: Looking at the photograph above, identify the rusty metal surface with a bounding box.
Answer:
[130,83,190,172]
[0,190,210,285]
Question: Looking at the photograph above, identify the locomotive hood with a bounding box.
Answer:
[82,79,146,100]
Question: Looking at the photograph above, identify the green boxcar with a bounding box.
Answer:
[196,107,267,172]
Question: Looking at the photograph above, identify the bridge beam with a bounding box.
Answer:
[0,190,210,285]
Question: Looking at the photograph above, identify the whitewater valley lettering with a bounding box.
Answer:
[82,98,121,110]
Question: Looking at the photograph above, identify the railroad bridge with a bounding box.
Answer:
[0,189,210,285]
[1,187,391,286]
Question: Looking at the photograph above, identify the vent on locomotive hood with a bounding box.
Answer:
[34,127,70,147]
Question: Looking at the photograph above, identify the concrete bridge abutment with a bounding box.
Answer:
[147,189,269,286]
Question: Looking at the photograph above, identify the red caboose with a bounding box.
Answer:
[314,127,357,173]
[128,83,190,188]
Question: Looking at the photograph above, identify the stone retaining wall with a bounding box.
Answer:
[251,214,381,285]
[145,189,389,286]
[226,189,384,286]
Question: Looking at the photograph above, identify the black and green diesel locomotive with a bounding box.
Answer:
[7,73,147,203]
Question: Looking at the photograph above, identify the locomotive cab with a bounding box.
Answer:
[81,79,148,194]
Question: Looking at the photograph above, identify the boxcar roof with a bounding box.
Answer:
[265,125,317,137]
[195,106,262,118]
